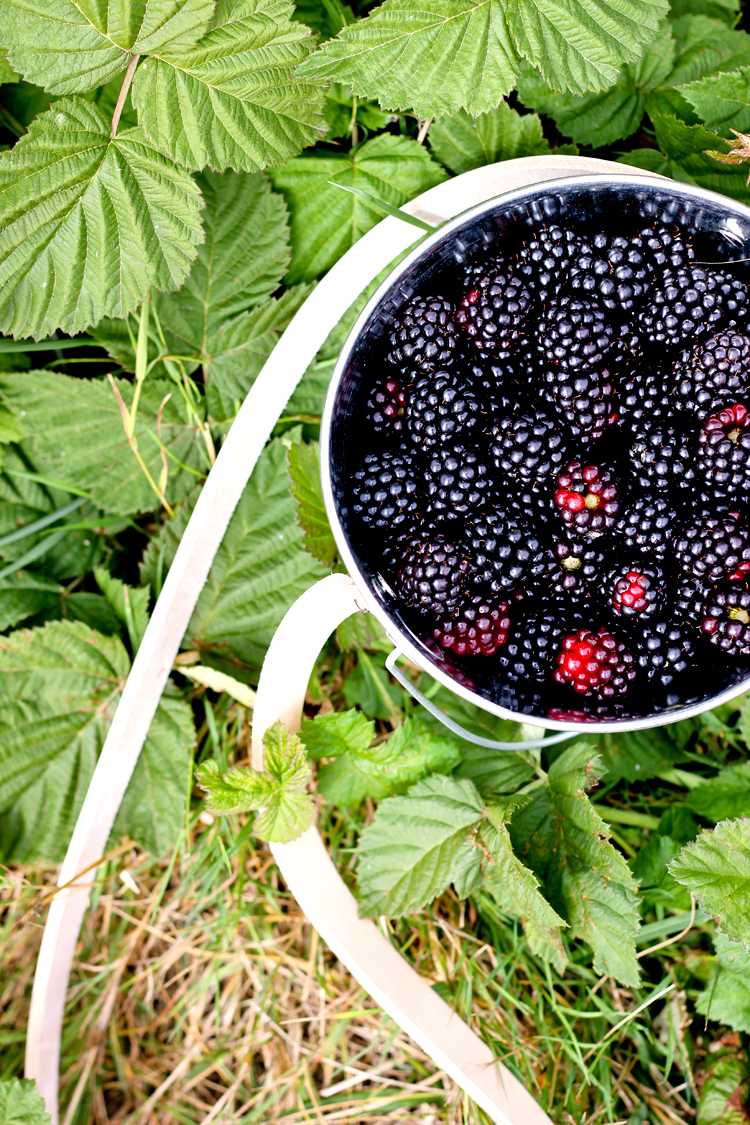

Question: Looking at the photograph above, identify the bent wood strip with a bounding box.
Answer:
[251,573,553,1125]
[25,156,656,1123]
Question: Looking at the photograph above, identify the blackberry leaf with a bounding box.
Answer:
[429,102,570,176]
[669,819,750,945]
[0,1078,51,1125]
[300,710,376,760]
[681,65,750,135]
[0,100,203,340]
[287,440,337,569]
[695,932,750,1035]
[688,762,750,822]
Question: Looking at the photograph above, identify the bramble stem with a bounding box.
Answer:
[111,54,140,139]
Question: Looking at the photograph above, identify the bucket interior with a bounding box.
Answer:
[325,178,750,728]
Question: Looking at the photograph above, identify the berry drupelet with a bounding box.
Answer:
[621,367,673,431]
[639,224,694,272]
[568,231,649,310]
[499,602,578,683]
[628,416,695,493]
[607,560,664,619]
[456,266,532,355]
[351,451,421,536]
[637,619,695,685]
[423,444,493,521]
[554,461,621,535]
[489,411,569,487]
[554,628,636,697]
[433,594,515,657]
[697,402,750,497]
[538,296,615,371]
[405,370,484,450]
[464,508,547,596]
[397,535,472,617]
[548,536,606,596]
[674,514,750,584]
[541,365,619,443]
[514,224,582,301]
[701,583,750,656]
[386,296,459,375]
[673,332,750,419]
[638,266,748,349]
[621,491,677,561]
[364,376,407,436]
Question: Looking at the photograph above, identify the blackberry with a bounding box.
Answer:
[569,231,649,310]
[499,604,572,683]
[621,491,677,561]
[386,296,459,374]
[637,619,695,684]
[639,224,694,272]
[364,375,407,436]
[468,357,526,412]
[697,403,750,498]
[542,366,619,443]
[554,628,637,697]
[514,224,582,301]
[675,574,715,627]
[464,508,547,596]
[700,582,750,656]
[489,411,569,487]
[621,367,673,431]
[554,461,621,536]
[538,296,615,371]
[456,266,532,355]
[606,560,664,619]
[433,594,515,657]
[423,444,493,522]
[351,451,420,536]
[638,266,748,349]
[547,535,606,596]
[405,370,484,450]
[397,534,471,617]
[628,416,695,493]
[674,514,750,584]
[673,332,750,419]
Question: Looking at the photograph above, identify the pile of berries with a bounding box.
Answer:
[349,214,750,716]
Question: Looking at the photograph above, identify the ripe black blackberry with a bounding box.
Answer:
[674,514,750,584]
[639,224,694,272]
[637,266,748,348]
[628,416,695,493]
[621,491,677,561]
[351,451,421,536]
[541,364,619,443]
[423,443,493,522]
[621,367,673,431]
[405,370,484,450]
[498,601,578,683]
[455,265,532,355]
[701,582,750,656]
[546,535,606,597]
[464,508,547,596]
[433,593,516,657]
[514,224,582,301]
[675,574,715,627]
[606,560,664,619]
[697,403,750,498]
[364,375,407,436]
[397,534,472,617]
[673,332,750,419]
[637,619,695,685]
[538,296,615,371]
[489,411,569,487]
[386,296,459,374]
[568,231,649,310]
[554,461,621,535]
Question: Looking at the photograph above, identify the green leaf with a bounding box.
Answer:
[325,83,393,139]
[293,0,355,39]
[196,757,278,811]
[631,833,691,911]
[357,774,484,917]
[506,0,669,96]
[342,652,401,720]
[0,1077,50,1125]
[0,573,63,632]
[697,1055,750,1125]
[682,65,750,136]
[0,0,213,95]
[650,16,750,122]
[269,133,446,284]
[0,52,21,85]
[689,762,750,822]
[455,745,535,796]
[428,101,575,176]
[696,932,750,1034]
[670,818,750,944]
[482,796,568,969]
[130,0,328,174]
[296,0,521,118]
[510,742,641,986]
[94,567,150,652]
[300,708,375,760]
[187,436,327,668]
[0,99,203,340]
[287,440,336,569]
[0,371,202,515]
[670,0,738,21]
[590,720,698,783]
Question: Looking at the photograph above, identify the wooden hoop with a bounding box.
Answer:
[25,157,657,1124]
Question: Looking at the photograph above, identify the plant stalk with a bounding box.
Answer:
[111,54,140,139]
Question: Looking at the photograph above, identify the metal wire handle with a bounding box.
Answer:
[385,650,578,751]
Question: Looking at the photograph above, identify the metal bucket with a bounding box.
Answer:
[321,174,750,735]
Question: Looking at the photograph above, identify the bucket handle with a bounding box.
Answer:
[385,649,577,751]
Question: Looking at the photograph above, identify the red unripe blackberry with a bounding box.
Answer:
[569,231,650,310]
[423,444,493,521]
[701,583,750,655]
[433,595,514,657]
[674,514,750,584]
[514,224,583,301]
[538,296,615,371]
[697,402,750,497]
[490,411,569,487]
[464,508,547,596]
[673,332,750,419]
[365,375,406,435]
[607,561,663,618]
[621,491,677,562]
[554,628,636,697]
[386,296,459,375]
[554,461,620,535]
[638,266,748,348]
[639,224,694,272]
[637,619,695,685]
[397,535,472,617]
[456,266,532,355]
[351,451,420,535]
[406,370,484,450]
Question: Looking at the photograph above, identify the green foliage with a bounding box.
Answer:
[197,721,314,842]
[356,775,484,916]
[511,742,641,985]
[287,441,337,568]
[682,65,750,135]
[0,1077,50,1125]
[301,709,375,759]
[670,819,750,944]
[590,721,697,783]
[428,102,576,176]
[94,568,150,653]
[697,1055,750,1125]
[0,100,204,340]
[689,761,750,822]
[696,932,750,1034]
[269,134,446,283]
